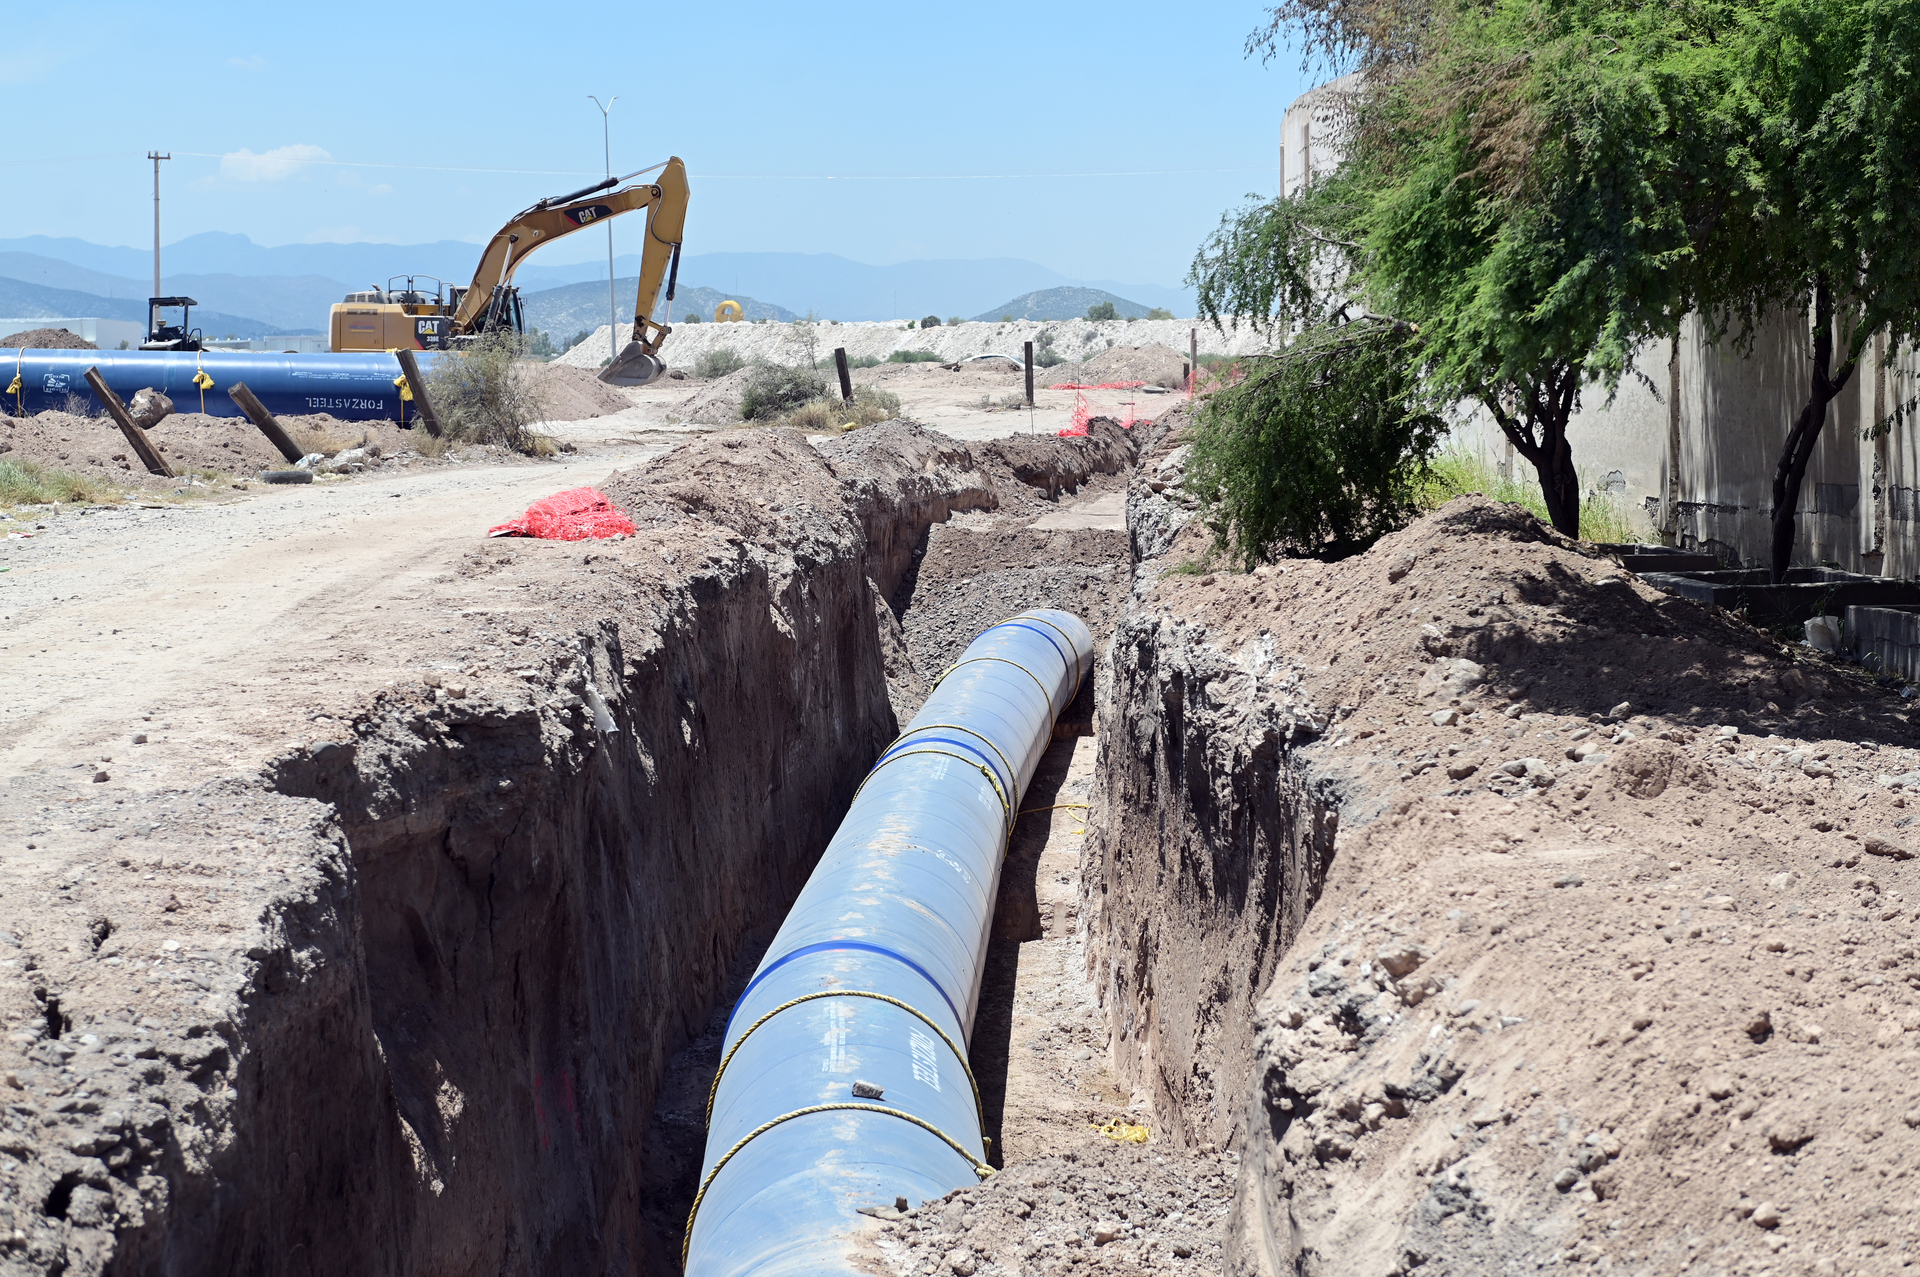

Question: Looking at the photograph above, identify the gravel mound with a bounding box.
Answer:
[522,361,637,422]
[2,409,423,481]
[2,327,97,350]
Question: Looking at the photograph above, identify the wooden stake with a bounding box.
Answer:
[82,367,173,478]
[834,347,853,403]
[1190,328,1198,387]
[395,348,444,438]
[228,382,306,464]
[1024,341,1035,406]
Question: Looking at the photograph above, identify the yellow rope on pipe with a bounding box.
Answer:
[682,1103,993,1267]
[885,722,1017,798]
[1017,803,1090,816]
[849,747,1012,839]
[703,989,983,1131]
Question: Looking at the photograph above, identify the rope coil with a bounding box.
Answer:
[683,1103,993,1267]
[704,989,983,1131]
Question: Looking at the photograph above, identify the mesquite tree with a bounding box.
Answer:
[1195,0,1754,540]
[1732,0,1920,581]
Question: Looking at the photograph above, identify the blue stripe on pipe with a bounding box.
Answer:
[873,736,1013,797]
[982,621,1072,695]
[725,940,964,1038]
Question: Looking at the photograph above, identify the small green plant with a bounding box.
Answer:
[887,350,942,364]
[0,458,120,506]
[769,384,903,433]
[424,329,553,455]
[739,363,830,420]
[1000,314,1014,323]
[1147,307,1175,321]
[843,354,882,370]
[920,315,942,330]
[682,312,703,323]
[1033,330,1065,367]
[1086,301,1117,321]
[946,317,963,328]
[116,340,130,350]
[695,347,747,379]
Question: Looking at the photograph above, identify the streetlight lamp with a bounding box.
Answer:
[588,94,618,364]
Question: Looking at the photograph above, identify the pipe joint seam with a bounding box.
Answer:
[884,722,1018,798]
[933,655,1057,721]
[851,747,1012,838]
[703,989,984,1130]
[683,1103,994,1268]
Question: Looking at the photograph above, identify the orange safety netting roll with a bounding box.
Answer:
[487,486,637,540]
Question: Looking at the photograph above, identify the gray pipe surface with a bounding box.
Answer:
[684,609,1094,1277]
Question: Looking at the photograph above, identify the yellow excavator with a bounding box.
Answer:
[328,155,689,385]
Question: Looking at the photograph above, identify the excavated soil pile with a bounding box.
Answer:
[522,361,636,421]
[1042,343,1191,390]
[663,366,753,424]
[1,329,97,350]
[0,419,1138,1277]
[1075,412,1920,1275]
[1,410,422,481]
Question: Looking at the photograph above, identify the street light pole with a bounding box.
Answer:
[147,151,170,299]
[588,95,618,364]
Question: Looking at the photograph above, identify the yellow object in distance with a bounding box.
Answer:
[714,300,744,322]
[1092,1119,1150,1144]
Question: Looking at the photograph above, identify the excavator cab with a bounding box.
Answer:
[141,296,202,352]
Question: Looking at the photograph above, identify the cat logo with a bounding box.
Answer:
[564,203,613,227]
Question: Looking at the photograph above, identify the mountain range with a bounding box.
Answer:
[0,234,1194,329]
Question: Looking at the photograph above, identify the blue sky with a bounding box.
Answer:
[3,3,1305,289]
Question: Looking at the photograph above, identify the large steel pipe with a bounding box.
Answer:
[685,609,1094,1277]
[3,349,436,423]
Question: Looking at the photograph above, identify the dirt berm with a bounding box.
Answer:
[1080,414,1920,1275]
[0,419,1134,1276]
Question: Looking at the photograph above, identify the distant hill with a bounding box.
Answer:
[972,287,1156,322]
[522,279,794,340]
[0,276,308,338]
[0,252,350,332]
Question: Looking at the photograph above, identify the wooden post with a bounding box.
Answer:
[395,348,444,438]
[1189,328,1199,392]
[1024,341,1035,406]
[228,382,306,464]
[834,347,853,403]
[83,367,173,477]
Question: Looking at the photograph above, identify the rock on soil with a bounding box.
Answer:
[1079,409,1920,1275]
[1,328,96,350]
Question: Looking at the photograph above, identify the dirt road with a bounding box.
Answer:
[0,439,669,792]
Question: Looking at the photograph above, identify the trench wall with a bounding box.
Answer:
[1082,431,1337,1152]
[79,421,1143,1277]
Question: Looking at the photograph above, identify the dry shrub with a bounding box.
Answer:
[767,384,903,433]
[424,331,553,455]
[0,458,120,506]
[286,422,368,458]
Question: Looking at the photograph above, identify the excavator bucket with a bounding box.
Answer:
[599,342,665,387]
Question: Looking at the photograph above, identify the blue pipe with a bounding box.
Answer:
[2,349,439,423]
[685,609,1094,1277]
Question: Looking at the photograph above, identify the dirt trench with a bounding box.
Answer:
[1078,411,1920,1276]
[0,419,1146,1277]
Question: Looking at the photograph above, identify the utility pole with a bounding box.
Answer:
[588,95,618,363]
[147,152,170,299]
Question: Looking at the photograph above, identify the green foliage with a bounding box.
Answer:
[946,317,964,327]
[1086,301,1118,321]
[739,363,830,420]
[1193,0,1776,535]
[564,329,592,352]
[682,312,703,323]
[523,329,556,360]
[1000,314,1014,322]
[425,330,553,454]
[887,349,943,364]
[1147,307,1175,320]
[694,347,746,379]
[1419,448,1643,541]
[1033,330,1066,368]
[920,315,943,329]
[0,458,120,507]
[1186,321,1447,564]
[843,354,883,369]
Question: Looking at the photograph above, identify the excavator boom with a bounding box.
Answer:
[598,156,690,385]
